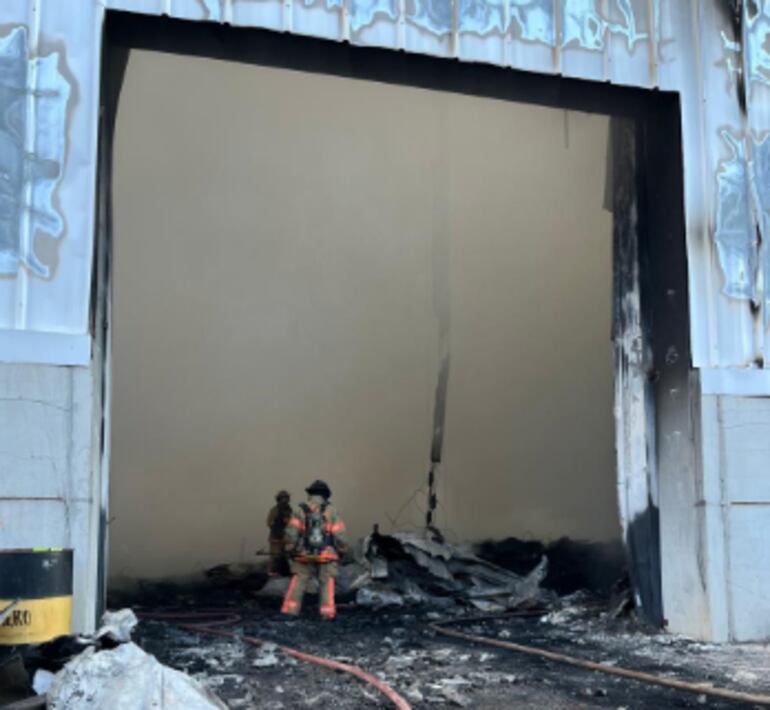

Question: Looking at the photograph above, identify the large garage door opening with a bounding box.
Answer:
[107,42,622,593]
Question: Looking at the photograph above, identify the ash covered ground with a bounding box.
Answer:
[125,588,770,709]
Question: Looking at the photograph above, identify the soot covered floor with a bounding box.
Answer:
[126,591,770,709]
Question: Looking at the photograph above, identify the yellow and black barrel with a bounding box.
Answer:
[0,549,73,645]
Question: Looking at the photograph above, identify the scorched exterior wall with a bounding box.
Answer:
[0,0,769,641]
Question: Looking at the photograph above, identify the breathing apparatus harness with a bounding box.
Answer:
[298,502,334,560]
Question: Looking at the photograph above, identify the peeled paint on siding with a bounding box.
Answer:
[744,2,770,331]
[455,0,655,47]
[350,0,398,32]
[745,0,770,90]
[458,0,506,36]
[509,0,555,44]
[561,0,651,51]
[407,0,453,36]
[0,27,70,278]
[718,2,770,91]
[0,0,752,363]
[751,134,770,328]
[713,2,770,317]
[714,130,757,301]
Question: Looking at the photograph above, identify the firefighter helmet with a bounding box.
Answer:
[306,479,331,499]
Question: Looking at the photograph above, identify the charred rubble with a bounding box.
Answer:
[4,532,770,709]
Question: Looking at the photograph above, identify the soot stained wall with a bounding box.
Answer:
[109,49,616,582]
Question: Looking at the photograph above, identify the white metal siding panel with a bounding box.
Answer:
[107,0,165,13]
[701,367,770,396]
[720,396,770,503]
[168,0,207,22]
[697,1,756,368]
[559,0,608,82]
[0,1,38,329]
[292,1,343,41]
[349,14,401,51]
[664,1,712,368]
[743,6,770,367]
[28,0,104,336]
[404,0,453,58]
[457,30,506,67]
[605,0,654,88]
[507,0,558,76]
[726,504,770,642]
[0,0,103,351]
[698,394,730,642]
[231,0,284,32]
[700,395,770,642]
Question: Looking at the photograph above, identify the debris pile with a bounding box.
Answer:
[47,640,227,710]
[475,536,627,596]
[353,529,549,611]
[0,609,226,710]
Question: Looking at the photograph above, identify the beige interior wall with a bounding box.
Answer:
[109,49,616,582]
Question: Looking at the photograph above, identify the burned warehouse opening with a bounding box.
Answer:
[105,17,637,596]
[3,2,770,709]
[83,11,700,708]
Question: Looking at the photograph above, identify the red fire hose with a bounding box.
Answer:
[138,611,412,710]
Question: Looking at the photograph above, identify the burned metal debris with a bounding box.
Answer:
[353,529,549,612]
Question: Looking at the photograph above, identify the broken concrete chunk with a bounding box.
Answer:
[253,642,280,668]
[253,653,280,668]
[404,684,424,703]
[47,643,227,709]
[429,677,473,707]
[440,686,472,707]
[96,608,138,643]
[304,691,336,707]
[356,586,408,607]
[385,653,417,671]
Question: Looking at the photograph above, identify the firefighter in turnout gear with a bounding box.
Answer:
[281,480,348,619]
[266,490,292,576]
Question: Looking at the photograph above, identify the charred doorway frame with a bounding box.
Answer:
[95,12,690,626]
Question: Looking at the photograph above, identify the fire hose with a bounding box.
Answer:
[138,611,412,710]
[429,612,770,707]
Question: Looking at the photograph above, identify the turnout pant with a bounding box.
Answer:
[281,560,337,618]
[268,539,288,576]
